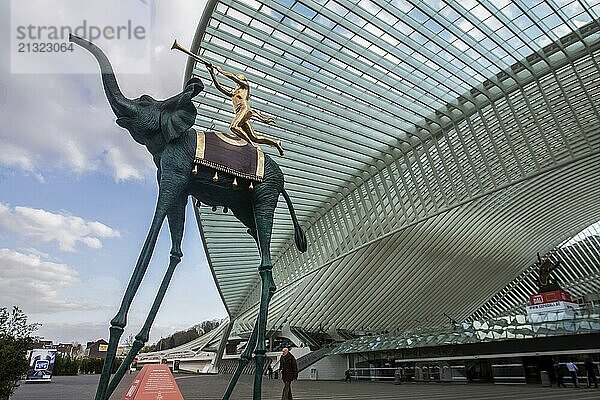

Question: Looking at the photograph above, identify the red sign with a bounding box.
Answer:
[121,364,183,400]
[529,290,572,305]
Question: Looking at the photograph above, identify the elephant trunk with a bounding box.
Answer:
[69,34,135,117]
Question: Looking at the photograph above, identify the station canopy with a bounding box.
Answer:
[184,0,600,337]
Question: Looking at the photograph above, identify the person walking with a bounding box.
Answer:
[566,360,579,387]
[267,364,273,380]
[553,360,565,388]
[585,358,598,388]
[278,347,298,400]
[344,369,352,383]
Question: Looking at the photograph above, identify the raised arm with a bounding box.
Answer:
[207,64,233,97]
[217,66,248,88]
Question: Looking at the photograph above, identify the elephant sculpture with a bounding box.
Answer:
[68,35,307,400]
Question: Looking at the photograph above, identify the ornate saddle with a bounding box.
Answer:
[194,129,265,182]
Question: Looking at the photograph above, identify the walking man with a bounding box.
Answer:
[585,358,598,388]
[553,360,565,388]
[279,347,298,400]
[566,360,579,387]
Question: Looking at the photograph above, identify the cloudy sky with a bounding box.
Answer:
[0,0,229,345]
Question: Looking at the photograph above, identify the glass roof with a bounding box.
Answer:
[186,0,600,335]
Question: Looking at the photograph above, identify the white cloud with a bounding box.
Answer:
[0,0,206,182]
[105,146,145,181]
[0,203,120,252]
[0,248,91,313]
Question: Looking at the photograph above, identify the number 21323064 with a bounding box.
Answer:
[18,42,74,52]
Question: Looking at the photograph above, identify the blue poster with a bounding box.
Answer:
[26,349,57,381]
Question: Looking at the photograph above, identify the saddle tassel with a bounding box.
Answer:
[213,171,219,181]
[192,164,198,175]
[232,177,238,188]
[249,181,254,190]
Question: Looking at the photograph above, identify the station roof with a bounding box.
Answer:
[185,0,600,335]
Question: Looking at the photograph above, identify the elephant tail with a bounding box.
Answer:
[282,188,307,253]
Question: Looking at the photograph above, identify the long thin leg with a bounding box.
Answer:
[105,194,188,398]
[222,323,259,400]
[95,209,166,400]
[222,191,279,400]
[95,182,186,400]
[252,268,276,400]
[222,224,259,400]
[252,202,277,400]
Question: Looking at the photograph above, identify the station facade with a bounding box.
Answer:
[141,0,600,385]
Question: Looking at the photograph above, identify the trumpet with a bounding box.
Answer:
[171,39,212,68]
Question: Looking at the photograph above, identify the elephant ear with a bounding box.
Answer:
[160,78,203,143]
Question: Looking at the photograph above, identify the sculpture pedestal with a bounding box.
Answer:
[529,289,572,304]
[526,300,580,322]
[526,289,579,323]
[121,364,183,400]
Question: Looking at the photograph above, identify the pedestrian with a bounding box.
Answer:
[267,364,273,379]
[566,360,578,387]
[553,361,565,388]
[585,358,598,388]
[278,347,298,400]
[344,369,351,383]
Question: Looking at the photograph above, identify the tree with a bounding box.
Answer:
[53,354,79,376]
[122,334,135,357]
[198,319,220,335]
[0,306,40,400]
[140,319,221,353]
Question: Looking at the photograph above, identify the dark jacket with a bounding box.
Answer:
[585,359,596,375]
[279,352,298,382]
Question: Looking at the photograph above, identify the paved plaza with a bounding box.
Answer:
[11,373,600,400]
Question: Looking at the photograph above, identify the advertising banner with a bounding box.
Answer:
[26,349,57,381]
[526,301,580,314]
[529,290,572,305]
[526,300,580,323]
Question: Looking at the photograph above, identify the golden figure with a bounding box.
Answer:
[206,63,284,156]
[171,40,284,156]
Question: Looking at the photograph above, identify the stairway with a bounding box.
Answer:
[218,357,272,375]
[296,347,332,372]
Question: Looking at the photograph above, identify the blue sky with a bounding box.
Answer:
[0,0,228,345]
